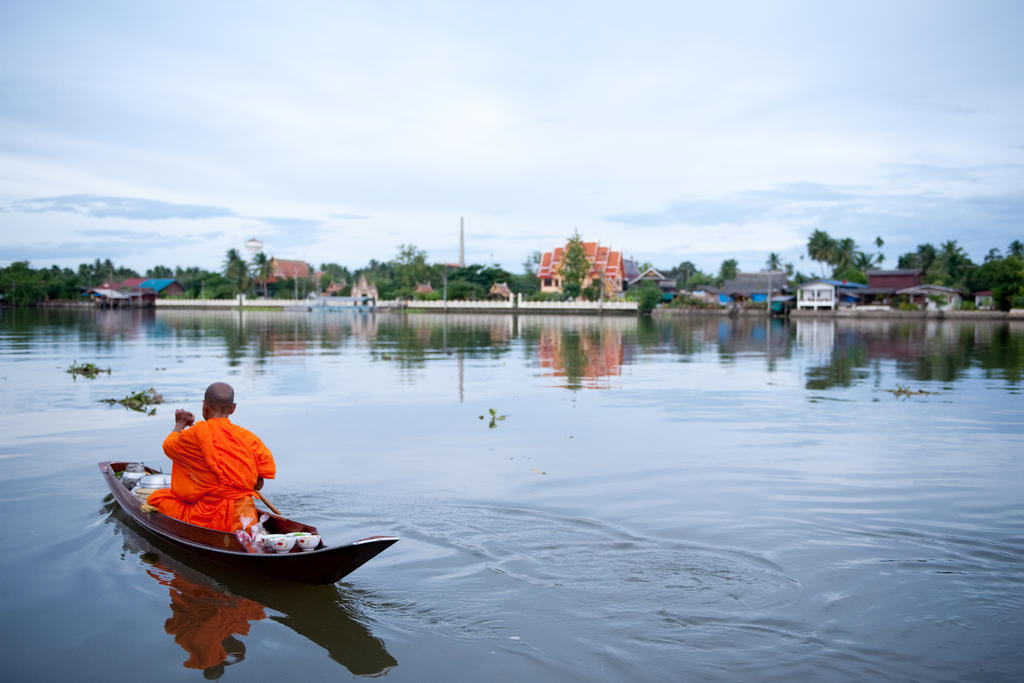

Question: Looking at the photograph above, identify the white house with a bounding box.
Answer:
[795,280,867,310]
[896,284,963,311]
[796,281,838,310]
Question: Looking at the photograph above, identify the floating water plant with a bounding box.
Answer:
[479,407,507,429]
[886,385,937,399]
[100,388,164,415]
[67,361,110,379]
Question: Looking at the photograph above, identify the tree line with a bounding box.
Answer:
[0,246,541,306]
[1,232,1022,309]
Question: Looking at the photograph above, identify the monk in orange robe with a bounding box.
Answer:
[147,382,275,533]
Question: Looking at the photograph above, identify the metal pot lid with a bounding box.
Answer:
[137,473,172,488]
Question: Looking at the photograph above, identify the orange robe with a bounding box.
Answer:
[147,563,266,671]
[148,417,275,532]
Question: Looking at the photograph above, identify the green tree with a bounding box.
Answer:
[932,240,973,286]
[518,251,541,295]
[717,259,738,285]
[853,251,877,272]
[966,254,1024,310]
[765,253,782,271]
[833,238,858,274]
[673,260,699,288]
[0,261,46,305]
[223,248,249,295]
[146,265,173,278]
[637,280,662,314]
[833,266,868,284]
[1008,240,1024,259]
[393,244,429,295]
[807,229,837,276]
[250,251,273,298]
[318,262,351,293]
[560,230,590,299]
[442,264,514,299]
[446,279,486,300]
[898,243,937,272]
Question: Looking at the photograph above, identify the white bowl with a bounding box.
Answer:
[261,534,296,553]
[292,534,321,551]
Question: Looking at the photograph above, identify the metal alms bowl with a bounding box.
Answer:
[136,473,171,489]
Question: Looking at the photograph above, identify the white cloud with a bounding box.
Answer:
[1,1,1022,275]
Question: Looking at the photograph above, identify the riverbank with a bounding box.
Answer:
[654,307,1024,320]
[28,299,1024,321]
[791,308,1024,320]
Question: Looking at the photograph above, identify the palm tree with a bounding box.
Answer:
[935,240,971,286]
[251,251,273,298]
[833,238,858,274]
[765,252,783,271]
[1009,240,1024,258]
[853,251,876,271]
[899,243,938,272]
[807,230,836,276]
[223,248,249,295]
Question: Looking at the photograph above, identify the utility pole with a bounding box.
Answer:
[442,268,448,312]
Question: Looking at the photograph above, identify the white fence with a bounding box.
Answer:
[386,298,512,310]
[156,294,638,313]
[516,293,637,311]
[157,296,310,308]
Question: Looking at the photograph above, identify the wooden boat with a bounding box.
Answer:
[103,504,398,675]
[99,461,397,584]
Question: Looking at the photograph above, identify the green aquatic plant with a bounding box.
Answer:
[886,385,937,399]
[100,388,164,415]
[479,408,507,429]
[67,361,110,379]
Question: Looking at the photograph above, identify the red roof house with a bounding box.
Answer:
[269,258,311,282]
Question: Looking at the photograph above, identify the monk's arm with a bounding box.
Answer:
[253,436,276,480]
[163,410,198,460]
[163,431,183,458]
[172,409,195,433]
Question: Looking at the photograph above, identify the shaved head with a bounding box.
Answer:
[204,382,235,407]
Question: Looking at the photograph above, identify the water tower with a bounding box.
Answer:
[244,238,264,258]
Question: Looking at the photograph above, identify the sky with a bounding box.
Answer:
[1,0,1022,277]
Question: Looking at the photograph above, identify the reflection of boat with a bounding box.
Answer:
[104,503,398,676]
[99,461,397,584]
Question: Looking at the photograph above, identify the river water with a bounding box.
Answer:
[0,308,1021,681]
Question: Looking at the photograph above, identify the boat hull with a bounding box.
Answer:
[99,461,397,584]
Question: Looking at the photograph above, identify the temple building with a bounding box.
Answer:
[537,240,625,297]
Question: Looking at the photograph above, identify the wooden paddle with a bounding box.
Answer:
[256,490,281,516]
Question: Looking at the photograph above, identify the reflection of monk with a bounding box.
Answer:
[147,564,266,673]
[147,382,275,533]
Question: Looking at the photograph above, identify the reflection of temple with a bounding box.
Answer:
[146,563,265,675]
[535,324,625,388]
